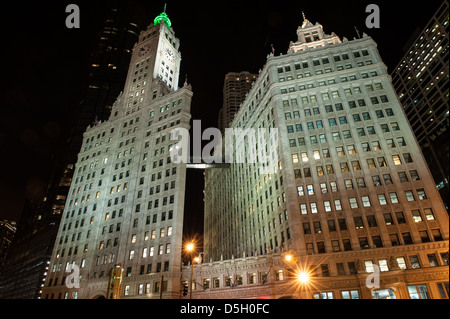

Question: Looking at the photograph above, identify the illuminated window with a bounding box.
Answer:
[362,196,371,207]
[349,197,358,208]
[301,152,309,162]
[405,190,415,201]
[408,285,429,299]
[378,259,389,272]
[417,189,427,200]
[392,155,402,165]
[300,204,308,215]
[342,290,360,299]
[365,260,375,272]
[423,208,435,220]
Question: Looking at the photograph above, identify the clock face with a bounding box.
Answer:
[138,44,151,57]
[165,48,175,62]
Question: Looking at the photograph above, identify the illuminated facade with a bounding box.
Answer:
[42,9,193,299]
[202,15,449,299]
[391,0,449,210]
[0,3,142,300]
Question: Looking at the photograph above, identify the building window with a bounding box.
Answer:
[408,285,429,299]
[341,290,360,299]
[378,194,387,205]
[411,210,423,222]
[395,211,406,224]
[384,213,394,225]
[390,234,400,246]
[314,292,334,299]
[396,257,407,269]
[398,171,409,183]
[328,240,339,252]
[409,255,421,269]
[409,170,420,181]
[313,243,325,255]
[405,190,415,202]
[300,204,308,215]
[433,230,444,243]
[275,270,284,281]
[364,260,375,272]
[417,189,427,200]
[403,153,413,163]
[437,283,449,299]
[378,259,389,271]
[389,192,399,204]
[361,196,371,207]
[372,289,396,299]
[349,197,358,208]
[354,217,364,229]
[428,254,439,267]
[423,208,435,220]
[402,232,413,244]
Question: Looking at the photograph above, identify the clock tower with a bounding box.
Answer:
[121,6,182,115]
[41,5,193,299]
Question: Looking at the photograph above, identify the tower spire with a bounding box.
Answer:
[154,4,172,28]
[301,11,312,28]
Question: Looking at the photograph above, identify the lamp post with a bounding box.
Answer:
[284,252,310,299]
[186,242,195,299]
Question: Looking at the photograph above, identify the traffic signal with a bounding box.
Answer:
[182,284,188,297]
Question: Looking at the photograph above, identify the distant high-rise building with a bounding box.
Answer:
[42,8,193,299]
[0,220,16,278]
[202,14,449,299]
[391,0,449,211]
[218,71,257,133]
[0,2,142,299]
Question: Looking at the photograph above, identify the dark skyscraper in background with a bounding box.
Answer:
[218,72,257,133]
[0,0,145,298]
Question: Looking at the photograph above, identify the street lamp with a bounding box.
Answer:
[284,253,293,262]
[283,252,311,298]
[297,271,309,284]
[185,242,195,299]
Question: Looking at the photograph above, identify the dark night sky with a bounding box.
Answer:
[0,0,442,237]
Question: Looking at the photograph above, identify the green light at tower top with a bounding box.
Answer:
[154,4,172,28]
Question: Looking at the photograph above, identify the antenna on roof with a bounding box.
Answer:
[354,26,361,39]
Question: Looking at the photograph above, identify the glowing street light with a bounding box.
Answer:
[186,242,194,252]
[283,252,314,298]
[297,271,309,284]
[185,241,196,299]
